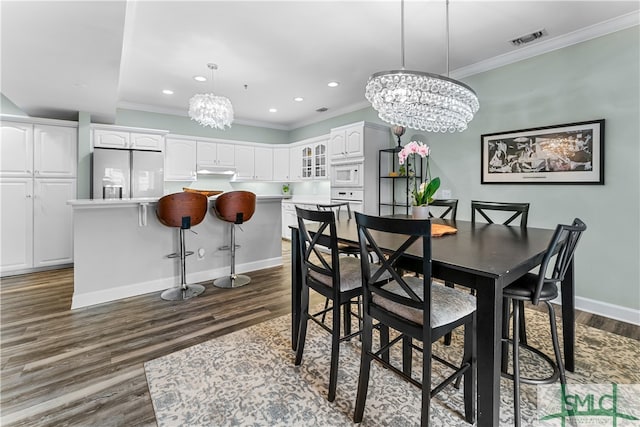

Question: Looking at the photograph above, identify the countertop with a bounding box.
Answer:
[68,194,288,207]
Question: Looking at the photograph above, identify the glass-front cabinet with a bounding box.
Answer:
[296,139,328,180]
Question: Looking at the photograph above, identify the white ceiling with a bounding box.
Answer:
[2,1,639,129]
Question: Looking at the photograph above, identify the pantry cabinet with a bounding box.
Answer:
[0,117,77,275]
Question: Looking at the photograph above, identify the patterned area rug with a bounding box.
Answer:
[145,308,639,426]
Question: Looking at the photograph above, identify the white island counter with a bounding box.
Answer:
[68,195,285,309]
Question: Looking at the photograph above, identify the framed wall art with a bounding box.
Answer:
[481,119,604,184]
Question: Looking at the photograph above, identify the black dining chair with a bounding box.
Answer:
[501,218,586,427]
[471,200,531,343]
[428,198,458,220]
[471,200,530,227]
[316,202,359,256]
[294,206,365,402]
[353,213,476,426]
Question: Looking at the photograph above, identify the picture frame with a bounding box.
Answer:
[481,119,605,184]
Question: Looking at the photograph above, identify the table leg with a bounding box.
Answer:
[291,227,302,351]
[475,277,502,427]
[560,258,575,372]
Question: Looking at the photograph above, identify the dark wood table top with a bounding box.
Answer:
[309,218,555,288]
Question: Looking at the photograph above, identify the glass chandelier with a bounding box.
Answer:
[188,63,234,130]
[365,0,479,133]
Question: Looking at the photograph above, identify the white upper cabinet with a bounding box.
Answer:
[93,126,166,151]
[273,147,290,181]
[130,133,164,151]
[233,145,273,180]
[254,146,273,180]
[93,129,129,149]
[1,121,33,176]
[34,125,77,178]
[1,121,76,178]
[289,138,328,181]
[165,138,196,181]
[197,141,235,168]
[330,123,364,160]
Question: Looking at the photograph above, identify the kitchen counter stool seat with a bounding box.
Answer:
[156,191,209,301]
[212,191,256,288]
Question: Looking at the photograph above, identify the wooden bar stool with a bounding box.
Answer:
[156,192,208,301]
[212,191,256,288]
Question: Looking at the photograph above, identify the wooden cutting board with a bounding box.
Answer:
[431,224,457,237]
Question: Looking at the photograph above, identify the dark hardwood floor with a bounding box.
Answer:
[1,240,637,426]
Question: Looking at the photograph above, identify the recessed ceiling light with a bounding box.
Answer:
[269,108,278,113]
[293,97,304,102]
[162,89,174,95]
[193,76,207,82]
[327,81,340,88]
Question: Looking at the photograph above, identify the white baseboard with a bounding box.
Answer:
[71,257,283,310]
[553,293,640,326]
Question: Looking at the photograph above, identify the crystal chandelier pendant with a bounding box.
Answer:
[365,0,479,133]
[188,63,234,130]
[365,70,479,133]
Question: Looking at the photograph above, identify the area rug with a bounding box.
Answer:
[145,308,639,426]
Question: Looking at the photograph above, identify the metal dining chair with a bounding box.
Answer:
[501,218,586,427]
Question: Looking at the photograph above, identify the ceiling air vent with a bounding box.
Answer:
[316,107,328,112]
[510,29,547,46]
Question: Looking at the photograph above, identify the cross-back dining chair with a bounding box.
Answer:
[294,206,364,402]
[501,218,586,427]
[471,200,530,227]
[353,212,476,426]
[428,198,458,220]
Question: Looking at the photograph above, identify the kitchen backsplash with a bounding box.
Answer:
[165,177,330,197]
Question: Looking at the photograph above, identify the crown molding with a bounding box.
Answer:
[452,11,639,79]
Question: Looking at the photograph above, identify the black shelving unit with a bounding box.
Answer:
[378,147,422,216]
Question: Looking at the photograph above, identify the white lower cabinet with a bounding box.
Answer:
[0,179,34,272]
[33,179,75,267]
[0,178,75,274]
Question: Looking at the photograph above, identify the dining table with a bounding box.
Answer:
[289,218,577,427]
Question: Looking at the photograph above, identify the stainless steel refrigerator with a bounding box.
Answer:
[92,148,164,199]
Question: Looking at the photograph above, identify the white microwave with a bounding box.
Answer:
[331,163,363,187]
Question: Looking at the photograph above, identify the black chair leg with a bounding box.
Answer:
[443,281,455,345]
[518,300,527,345]
[402,335,412,376]
[512,299,522,427]
[328,298,341,402]
[353,315,373,423]
[545,301,567,385]
[295,284,310,366]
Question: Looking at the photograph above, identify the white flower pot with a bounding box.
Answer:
[411,205,430,219]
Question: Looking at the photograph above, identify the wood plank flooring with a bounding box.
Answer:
[1,240,638,426]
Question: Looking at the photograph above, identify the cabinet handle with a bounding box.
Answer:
[26,194,32,198]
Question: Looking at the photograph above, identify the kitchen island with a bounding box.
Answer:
[68,195,284,309]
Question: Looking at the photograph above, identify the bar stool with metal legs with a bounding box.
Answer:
[212,191,256,288]
[156,191,209,301]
